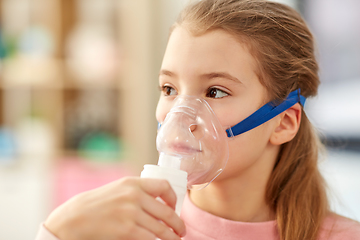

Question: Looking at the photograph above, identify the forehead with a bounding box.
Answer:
[161,26,258,84]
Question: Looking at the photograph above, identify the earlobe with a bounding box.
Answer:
[270,103,302,145]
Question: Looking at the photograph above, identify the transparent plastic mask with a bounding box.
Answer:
[156,95,229,189]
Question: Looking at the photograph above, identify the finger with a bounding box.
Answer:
[135,208,182,240]
[130,225,157,240]
[140,192,186,237]
[140,178,177,210]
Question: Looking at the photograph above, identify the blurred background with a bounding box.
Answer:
[0,0,358,239]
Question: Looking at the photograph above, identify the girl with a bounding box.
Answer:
[36,0,360,239]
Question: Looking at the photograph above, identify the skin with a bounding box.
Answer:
[44,26,301,239]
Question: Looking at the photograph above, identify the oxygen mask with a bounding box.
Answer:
[156,95,229,189]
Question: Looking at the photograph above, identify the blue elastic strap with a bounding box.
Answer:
[226,89,306,137]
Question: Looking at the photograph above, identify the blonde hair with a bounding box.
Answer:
[174,0,329,239]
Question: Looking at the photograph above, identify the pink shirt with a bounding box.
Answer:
[36,194,360,240]
[181,194,360,240]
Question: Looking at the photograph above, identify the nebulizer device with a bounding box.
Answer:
[141,95,229,215]
[140,89,306,216]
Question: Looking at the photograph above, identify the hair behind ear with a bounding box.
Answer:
[266,112,329,240]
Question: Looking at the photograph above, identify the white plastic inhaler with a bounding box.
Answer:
[141,95,229,215]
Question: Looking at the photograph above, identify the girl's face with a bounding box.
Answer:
[156,27,279,182]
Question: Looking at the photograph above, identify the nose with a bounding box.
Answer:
[189,123,204,141]
[189,124,197,132]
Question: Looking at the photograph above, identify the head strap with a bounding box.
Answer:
[226,89,306,137]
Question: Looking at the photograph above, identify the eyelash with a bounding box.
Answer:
[159,85,230,99]
[160,85,177,96]
[206,87,229,99]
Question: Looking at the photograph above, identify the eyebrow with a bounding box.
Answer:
[159,69,175,77]
[200,72,241,83]
[159,69,241,83]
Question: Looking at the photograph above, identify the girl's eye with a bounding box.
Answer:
[161,85,177,96]
[206,87,229,99]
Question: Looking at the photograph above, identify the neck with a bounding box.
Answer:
[189,179,274,222]
[189,150,277,222]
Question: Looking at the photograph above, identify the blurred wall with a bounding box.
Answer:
[0,0,187,239]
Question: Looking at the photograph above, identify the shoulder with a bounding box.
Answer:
[318,213,360,240]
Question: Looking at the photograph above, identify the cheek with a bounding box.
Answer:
[214,106,249,130]
[229,135,257,164]
[209,97,258,130]
[217,122,274,178]
[213,99,267,131]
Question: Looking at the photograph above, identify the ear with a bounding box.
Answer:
[270,103,302,145]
